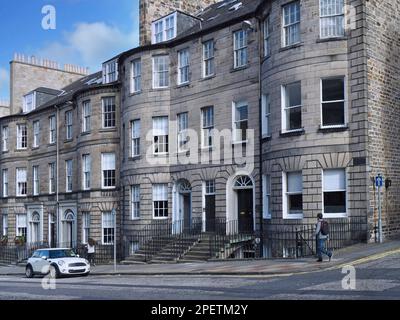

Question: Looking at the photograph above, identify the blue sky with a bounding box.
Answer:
[0,0,139,100]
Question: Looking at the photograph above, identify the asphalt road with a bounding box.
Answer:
[0,253,399,300]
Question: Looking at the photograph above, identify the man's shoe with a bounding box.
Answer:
[316,259,323,262]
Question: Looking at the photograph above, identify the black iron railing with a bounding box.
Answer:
[0,216,369,264]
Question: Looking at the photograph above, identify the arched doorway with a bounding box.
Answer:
[29,212,40,244]
[174,180,192,233]
[231,175,255,233]
[63,210,75,248]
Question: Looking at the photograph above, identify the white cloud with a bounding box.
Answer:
[38,21,138,72]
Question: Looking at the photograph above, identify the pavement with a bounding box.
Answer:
[1,240,400,277]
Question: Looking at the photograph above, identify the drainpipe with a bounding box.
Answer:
[55,104,60,247]
[257,17,264,257]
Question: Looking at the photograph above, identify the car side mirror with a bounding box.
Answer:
[41,256,47,260]
[77,255,80,258]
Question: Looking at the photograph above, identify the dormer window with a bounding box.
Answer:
[103,59,118,84]
[152,12,177,44]
[23,92,36,113]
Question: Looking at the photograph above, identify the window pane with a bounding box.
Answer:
[324,191,346,213]
[289,194,303,213]
[288,172,302,193]
[324,169,345,191]
[322,102,345,126]
[235,105,248,121]
[287,106,302,130]
[322,78,344,101]
[286,82,301,107]
[153,184,168,201]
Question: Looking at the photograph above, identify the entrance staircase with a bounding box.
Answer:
[121,232,257,264]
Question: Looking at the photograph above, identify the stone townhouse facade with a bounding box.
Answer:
[0,62,121,248]
[1,0,400,257]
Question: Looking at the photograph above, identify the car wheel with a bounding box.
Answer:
[49,265,60,279]
[25,265,34,278]
[83,272,90,277]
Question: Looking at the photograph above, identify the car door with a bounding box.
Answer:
[30,251,41,273]
[35,250,50,274]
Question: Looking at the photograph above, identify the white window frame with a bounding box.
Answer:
[102,97,116,129]
[49,116,56,144]
[154,20,164,43]
[232,101,249,143]
[131,120,141,157]
[33,120,40,148]
[153,117,169,155]
[320,0,345,39]
[33,165,39,196]
[2,213,8,236]
[66,160,73,193]
[65,110,73,140]
[2,126,8,152]
[49,163,56,194]
[103,60,118,84]
[320,77,347,128]
[165,14,176,41]
[82,101,91,133]
[264,16,272,57]
[262,175,272,219]
[203,40,215,78]
[178,48,190,85]
[131,185,140,220]
[17,124,27,150]
[2,169,8,198]
[82,212,90,244]
[152,12,177,44]
[322,168,348,218]
[152,56,170,89]
[101,153,116,189]
[152,184,169,219]
[16,168,27,197]
[82,154,91,190]
[281,82,302,133]
[16,214,27,238]
[177,112,189,152]
[23,92,36,113]
[201,106,214,148]
[102,211,115,245]
[282,1,301,47]
[262,94,271,137]
[282,171,303,220]
[131,59,142,93]
[233,29,248,69]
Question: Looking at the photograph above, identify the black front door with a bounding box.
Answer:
[205,194,216,232]
[183,194,191,231]
[50,222,56,248]
[238,190,253,233]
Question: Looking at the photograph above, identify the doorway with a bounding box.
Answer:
[176,180,192,233]
[204,180,216,232]
[62,210,76,248]
[237,189,253,233]
[49,214,56,248]
[232,175,254,233]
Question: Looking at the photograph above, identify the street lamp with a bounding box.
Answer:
[111,208,117,273]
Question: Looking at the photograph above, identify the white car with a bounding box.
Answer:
[25,248,90,278]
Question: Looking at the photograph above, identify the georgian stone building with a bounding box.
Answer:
[1,0,400,258]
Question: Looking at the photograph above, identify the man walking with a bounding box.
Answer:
[315,213,333,262]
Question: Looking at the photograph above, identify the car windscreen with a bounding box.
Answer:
[49,250,77,259]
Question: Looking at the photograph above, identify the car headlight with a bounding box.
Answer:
[58,260,65,266]
[84,259,89,265]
